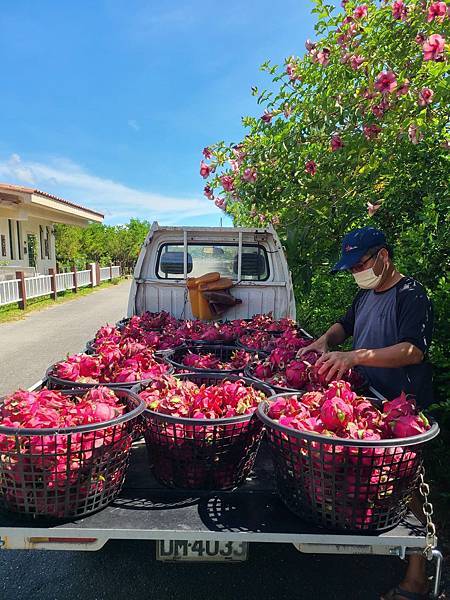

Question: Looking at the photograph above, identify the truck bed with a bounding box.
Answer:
[0,442,426,549]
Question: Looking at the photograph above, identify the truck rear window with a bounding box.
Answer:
[156,243,269,281]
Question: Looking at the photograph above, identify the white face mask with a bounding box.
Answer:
[352,253,386,289]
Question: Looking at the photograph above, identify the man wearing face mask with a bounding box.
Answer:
[298,226,433,600]
[299,226,433,408]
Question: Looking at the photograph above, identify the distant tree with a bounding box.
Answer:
[54,219,150,273]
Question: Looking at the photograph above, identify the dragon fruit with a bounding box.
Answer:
[52,348,169,386]
[253,362,273,379]
[383,391,416,419]
[320,396,354,430]
[390,413,430,438]
[285,360,309,389]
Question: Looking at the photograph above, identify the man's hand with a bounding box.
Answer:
[297,337,329,358]
[316,351,357,382]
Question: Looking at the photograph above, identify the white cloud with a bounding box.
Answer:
[0,153,218,224]
[128,119,140,131]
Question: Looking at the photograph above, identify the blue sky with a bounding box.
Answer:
[0,0,316,226]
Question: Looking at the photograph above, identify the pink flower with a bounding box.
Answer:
[229,159,240,173]
[422,34,446,60]
[316,48,331,66]
[220,175,234,192]
[353,4,368,19]
[415,32,426,44]
[396,79,410,95]
[305,39,316,52]
[242,167,257,183]
[392,0,407,20]
[286,62,300,81]
[204,185,214,200]
[363,123,381,140]
[200,161,211,179]
[258,214,266,223]
[215,198,227,210]
[418,87,434,106]
[232,144,246,162]
[202,147,212,159]
[427,2,448,21]
[305,160,317,175]
[261,111,273,123]
[349,54,365,70]
[374,70,397,93]
[367,202,381,216]
[362,88,377,100]
[272,215,280,225]
[408,124,423,144]
[330,134,344,151]
[371,98,389,118]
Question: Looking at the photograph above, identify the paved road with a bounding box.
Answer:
[0,283,417,599]
[0,279,131,396]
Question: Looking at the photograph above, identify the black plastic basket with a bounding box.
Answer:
[0,388,145,519]
[116,317,130,330]
[140,373,274,490]
[46,357,173,391]
[166,344,255,375]
[257,395,439,532]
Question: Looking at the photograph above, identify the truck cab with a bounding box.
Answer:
[127,222,296,321]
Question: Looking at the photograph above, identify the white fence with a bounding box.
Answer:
[0,279,21,306]
[56,272,75,293]
[0,265,121,308]
[99,267,111,281]
[25,275,52,300]
[77,269,91,288]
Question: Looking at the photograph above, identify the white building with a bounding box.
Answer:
[0,183,103,276]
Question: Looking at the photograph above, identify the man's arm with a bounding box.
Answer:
[317,342,424,382]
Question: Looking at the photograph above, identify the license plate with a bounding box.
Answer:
[156,539,248,562]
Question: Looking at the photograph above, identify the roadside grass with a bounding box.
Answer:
[0,277,127,324]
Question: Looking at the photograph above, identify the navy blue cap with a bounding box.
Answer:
[331,227,386,273]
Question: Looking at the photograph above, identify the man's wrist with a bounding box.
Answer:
[352,348,368,367]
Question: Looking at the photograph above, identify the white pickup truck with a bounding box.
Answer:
[0,223,443,598]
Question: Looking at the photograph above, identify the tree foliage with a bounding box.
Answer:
[54,219,150,273]
[201,0,449,400]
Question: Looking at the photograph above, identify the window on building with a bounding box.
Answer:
[7,219,15,260]
[1,235,6,257]
[156,243,270,281]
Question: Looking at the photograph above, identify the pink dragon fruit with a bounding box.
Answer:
[320,396,354,430]
[269,348,295,369]
[253,362,273,379]
[390,413,430,438]
[383,392,416,419]
[285,360,309,389]
[55,360,81,381]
